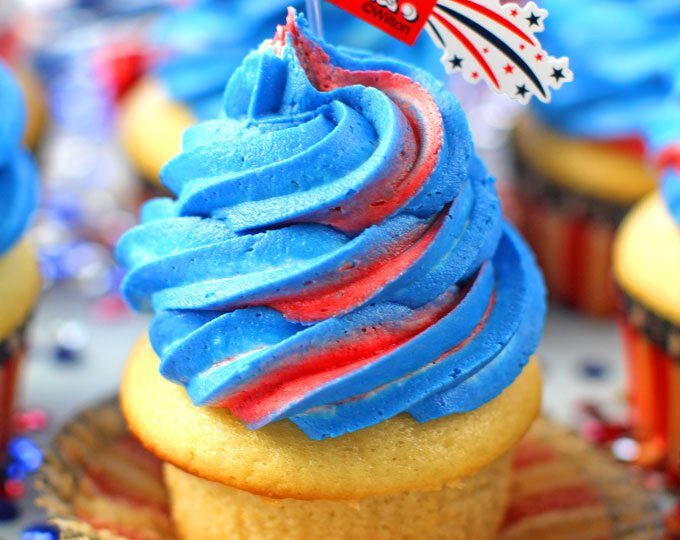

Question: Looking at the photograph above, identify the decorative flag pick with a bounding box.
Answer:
[326,0,572,103]
[306,0,325,37]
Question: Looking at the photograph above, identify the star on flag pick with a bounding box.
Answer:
[426,1,572,103]
[326,0,572,103]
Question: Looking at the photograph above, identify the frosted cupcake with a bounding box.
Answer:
[118,11,546,540]
[511,0,678,316]
[120,0,442,186]
[614,154,680,479]
[0,61,40,458]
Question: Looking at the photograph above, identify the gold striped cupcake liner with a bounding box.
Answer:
[35,398,664,540]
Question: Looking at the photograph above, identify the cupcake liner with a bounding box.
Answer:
[509,152,625,316]
[0,322,29,459]
[36,399,663,540]
[619,292,680,481]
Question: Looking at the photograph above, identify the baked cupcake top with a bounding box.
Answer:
[152,0,442,120]
[0,60,38,256]
[533,0,680,141]
[118,11,546,440]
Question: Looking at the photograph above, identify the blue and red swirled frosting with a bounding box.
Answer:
[118,12,546,440]
[0,61,38,256]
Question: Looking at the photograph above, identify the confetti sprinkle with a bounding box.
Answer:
[8,437,43,475]
[14,409,50,434]
[3,478,25,500]
[577,357,609,380]
[21,523,61,540]
[0,499,19,521]
[611,437,640,463]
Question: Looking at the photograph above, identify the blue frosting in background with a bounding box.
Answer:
[533,0,680,142]
[118,15,546,439]
[152,0,444,119]
[0,62,39,256]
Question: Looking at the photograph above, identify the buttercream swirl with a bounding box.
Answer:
[534,0,680,141]
[153,0,442,119]
[0,61,38,256]
[118,12,546,439]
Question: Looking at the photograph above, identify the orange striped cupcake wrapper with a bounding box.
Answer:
[618,299,680,482]
[506,146,633,317]
[505,187,618,317]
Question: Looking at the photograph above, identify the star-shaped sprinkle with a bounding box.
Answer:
[510,8,518,17]
[535,53,544,61]
[516,84,529,97]
[472,71,479,79]
[503,63,514,74]
[449,55,463,68]
[551,67,565,82]
[526,12,540,26]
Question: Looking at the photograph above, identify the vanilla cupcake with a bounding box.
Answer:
[510,0,678,316]
[117,11,546,540]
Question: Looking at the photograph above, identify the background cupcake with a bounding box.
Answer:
[510,0,679,316]
[614,158,680,481]
[120,0,443,188]
[0,60,41,460]
[117,12,546,540]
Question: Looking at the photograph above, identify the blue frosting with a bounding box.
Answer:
[153,0,443,119]
[0,62,39,256]
[534,0,680,141]
[118,14,546,439]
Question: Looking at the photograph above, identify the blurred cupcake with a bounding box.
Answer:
[614,163,680,481]
[120,0,442,189]
[0,1,47,149]
[510,0,679,316]
[0,61,41,459]
[117,11,546,540]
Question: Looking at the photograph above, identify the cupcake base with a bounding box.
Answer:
[35,400,664,540]
[510,150,626,317]
[166,454,510,540]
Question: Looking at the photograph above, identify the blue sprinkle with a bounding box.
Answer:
[8,437,43,473]
[54,345,81,363]
[0,499,19,521]
[6,462,27,481]
[578,358,608,380]
[21,523,60,540]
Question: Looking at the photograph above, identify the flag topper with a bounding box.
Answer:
[325,0,573,104]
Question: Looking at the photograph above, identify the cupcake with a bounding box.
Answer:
[0,3,47,149]
[510,0,678,316]
[614,163,680,480]
[120,0,442,188]
[117,11,546,540]
[0,61,40,459]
